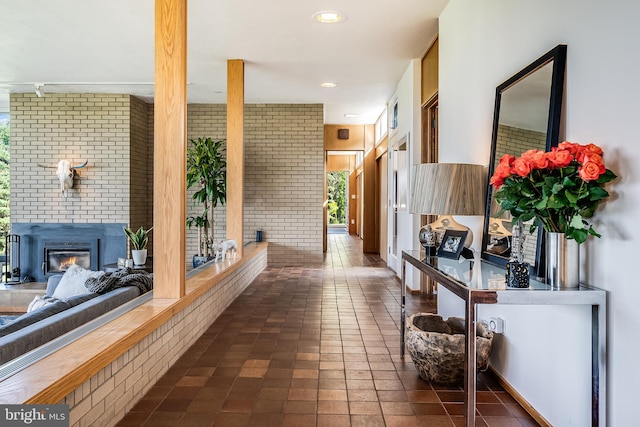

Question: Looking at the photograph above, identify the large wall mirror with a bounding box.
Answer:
[481,45,567,277]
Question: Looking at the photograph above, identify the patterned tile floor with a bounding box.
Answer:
[117,233,538,426]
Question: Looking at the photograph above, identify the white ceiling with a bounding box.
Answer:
[0,0,447,124]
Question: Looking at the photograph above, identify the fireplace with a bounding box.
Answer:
[43,242,93,276]
[11,223,127,282]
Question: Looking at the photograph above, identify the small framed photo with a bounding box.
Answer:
[437,229,468,259]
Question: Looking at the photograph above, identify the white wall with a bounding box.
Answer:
[439,1,640,425]
[387,60,422,290]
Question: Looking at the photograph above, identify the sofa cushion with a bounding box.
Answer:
[1,293,99,338]
[45,275,63,297]
[27,295,54,312]
[0,300,73,337]
[51,265,104,300]
[0,288,138,365]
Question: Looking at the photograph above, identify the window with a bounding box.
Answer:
[375,108,388,143]
[0,114,9,256]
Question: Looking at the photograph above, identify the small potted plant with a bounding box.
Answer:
[123,226,153,266]
[186,137,226,267]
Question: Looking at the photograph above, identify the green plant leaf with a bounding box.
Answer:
[571,228,589,244]
[546,194,565,209]
[123,226,153,250]
[589,186,609,201]
[569,214,586,230]
[564,189,579,204]
[597,169,617,184]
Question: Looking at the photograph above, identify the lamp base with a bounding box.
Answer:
[429,215,473,248]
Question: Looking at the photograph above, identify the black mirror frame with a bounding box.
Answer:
[481,44,567,277]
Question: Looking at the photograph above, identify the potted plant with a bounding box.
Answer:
[490,141,617,288]
[123,226,153,266]
[186,137,226,267]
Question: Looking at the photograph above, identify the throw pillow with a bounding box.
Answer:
[26,295,58,312]
[51,265,104,300]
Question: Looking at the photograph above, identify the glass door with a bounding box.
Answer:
[389,134,408,272]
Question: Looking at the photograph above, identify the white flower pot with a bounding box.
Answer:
[132,249,147,266]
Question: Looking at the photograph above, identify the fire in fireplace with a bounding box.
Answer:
[43,242,93,276]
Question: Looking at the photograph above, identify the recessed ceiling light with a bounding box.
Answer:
[320,82,337,88]
[344,114,358,118]
[312,10,346,24]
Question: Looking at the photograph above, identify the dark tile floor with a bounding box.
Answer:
[117,233,538,426]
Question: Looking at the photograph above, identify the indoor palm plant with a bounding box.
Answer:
[186,137,226,266]
[123,226,153,266]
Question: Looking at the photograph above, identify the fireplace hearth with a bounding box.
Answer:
[11,223,127,282]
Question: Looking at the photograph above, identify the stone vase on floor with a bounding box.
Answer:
[545,232,579,289]
[405,313,494,385]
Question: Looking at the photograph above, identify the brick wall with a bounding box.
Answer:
[244,104,324,265]
[494,124,546,263]
[129,96,153,255]
[61,249,267,427]
[186,104,324,266]
[9,93,149,229]
[147,104,155,256]
[10,95,324,266]
[495,124,545,159]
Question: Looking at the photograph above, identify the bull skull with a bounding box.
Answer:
[38,160,89,198]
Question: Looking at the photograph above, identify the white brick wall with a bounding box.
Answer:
[129,96,153,255]
[61,249,267,427]
[494,124,545,263]
[10,95,324,266]
[187,104,324,266]
[9,93,150,228]
[245,104,324,265]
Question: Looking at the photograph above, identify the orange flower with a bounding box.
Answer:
[581,152,606,174]
[547,148,573,168]
[530,150,550,169]
[582,143,604,156]
[558,141,581,155]
[579,161,603,181]
[498,154,515,167]
[491,141,616,243]
[512,156,533,177]
[490,162,511,188]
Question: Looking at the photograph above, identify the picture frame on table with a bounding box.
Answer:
[437,229,468,260]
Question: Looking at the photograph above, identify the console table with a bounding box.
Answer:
[401,250,606,427]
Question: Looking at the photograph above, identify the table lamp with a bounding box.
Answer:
[410,163,487,258]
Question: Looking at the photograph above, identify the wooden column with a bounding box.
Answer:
[226,59,244,256]
[153,0,187,298]
[363,124,377,253]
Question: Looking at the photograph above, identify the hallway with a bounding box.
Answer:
[117,233,537,427]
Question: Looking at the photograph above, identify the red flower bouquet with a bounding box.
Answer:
[490,141,617,243]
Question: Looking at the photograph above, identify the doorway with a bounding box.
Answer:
[327,171,348,233]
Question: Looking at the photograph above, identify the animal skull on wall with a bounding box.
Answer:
[38,160,89,198]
